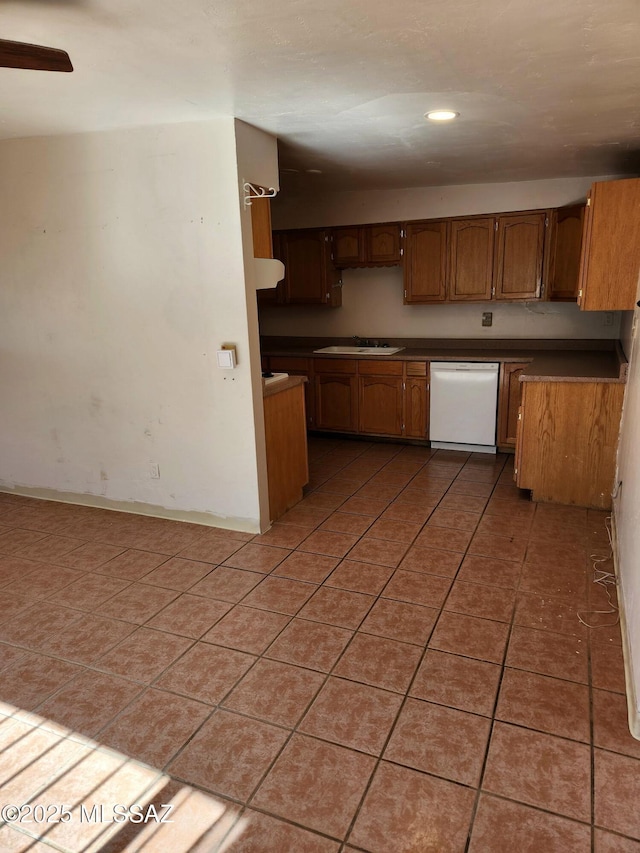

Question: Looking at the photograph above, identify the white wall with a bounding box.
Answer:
[614,289,640,731]
[0,119,278,532]
[262,174,622,341]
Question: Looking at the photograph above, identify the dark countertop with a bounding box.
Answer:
[262,374,307,398]
[261,337,628,383]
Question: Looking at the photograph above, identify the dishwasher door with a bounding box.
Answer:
[430,362,500,453]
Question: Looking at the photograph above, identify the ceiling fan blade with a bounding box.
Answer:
[0,39,73,72]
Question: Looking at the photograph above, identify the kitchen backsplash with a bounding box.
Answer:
[258,266,622,340]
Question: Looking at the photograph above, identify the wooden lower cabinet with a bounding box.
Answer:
[405,378,429,438]
[313,358,429,440]
[264,379,309,522]
[268,356,315,428]
[497,362,528,448]
[405,361,429,439]
[359,375,404,435]
[315,359,358,432]
[515,379,625,509]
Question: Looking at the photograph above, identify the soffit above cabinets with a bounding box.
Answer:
[1,0,638,193]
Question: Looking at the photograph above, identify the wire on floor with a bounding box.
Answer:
[577,515,619,629]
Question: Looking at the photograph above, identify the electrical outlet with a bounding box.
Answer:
[149,463,160,479]
[603,312,614,327]
[482,312,493,327]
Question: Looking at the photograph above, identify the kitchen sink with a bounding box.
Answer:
[313,345,405,355]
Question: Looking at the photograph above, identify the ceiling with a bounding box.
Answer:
[1,0,639,193]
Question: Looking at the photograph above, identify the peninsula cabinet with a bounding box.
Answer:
[403,221,448,303]
[274,229,342,307]
[268,356,315,428]
[577,178,640,311]
[333,223,402,267]
[546,204,585,301]
[264,378,309,522]
[514,379,625,509]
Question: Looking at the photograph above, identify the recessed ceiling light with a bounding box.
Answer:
[425,110,459,122]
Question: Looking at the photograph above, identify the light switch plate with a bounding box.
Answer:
[482,312,493,327]
[217,349,236,369]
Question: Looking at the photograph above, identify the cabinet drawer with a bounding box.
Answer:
[406,361,427,377]
[269,357,311,373]
[358,360,403,376]
[314,358,357,374]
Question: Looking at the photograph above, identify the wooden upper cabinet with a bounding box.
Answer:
[333,227,365,266]
[250,196,273,259]
[279,229,341,307]
[368,224,401,264]
[578,178,640,311]
[547,205,585,301]
[404,220,448,303]
[333,223,401,267]
[258,220,282,306]
[448,218,495,301]
[494,212,546,300]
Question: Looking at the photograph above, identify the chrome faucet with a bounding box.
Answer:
[354,336,386,347]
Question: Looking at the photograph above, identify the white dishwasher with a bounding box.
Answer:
[429,362,500,453]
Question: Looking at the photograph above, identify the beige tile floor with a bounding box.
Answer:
[0,437,638,852]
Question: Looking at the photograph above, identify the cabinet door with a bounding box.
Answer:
[269,357,315,429]
[448,218,495,301]
[514,380,624,509]
[333,227,365,266]
[497,362,528,447]
[281,229,338,305]
[315,374,357,431]
[359,376,404,436]
[494,213,546,300]
[368,224,401,264]
[258,229,283,306]
[547,205,585,301]
[405,378,429,438]
[578,178,640,311]
[404,221,448,303]
[404,362,428,438]
[250,196,273,260]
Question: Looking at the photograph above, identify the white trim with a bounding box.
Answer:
[611,509,640,740]
[0,486,260,534]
